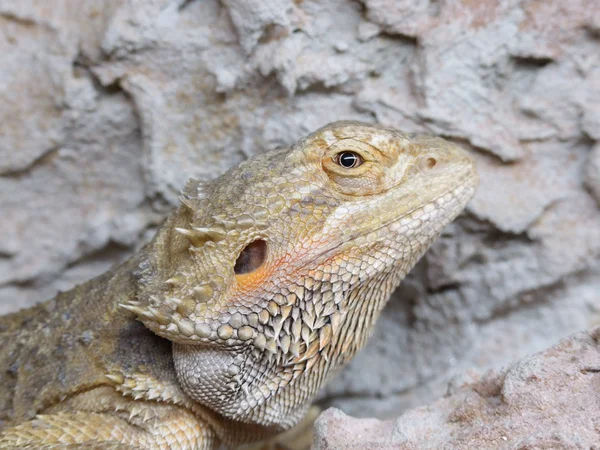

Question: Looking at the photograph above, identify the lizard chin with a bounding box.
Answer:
[173,341,312,431]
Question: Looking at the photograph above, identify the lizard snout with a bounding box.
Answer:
[415,139,478,186]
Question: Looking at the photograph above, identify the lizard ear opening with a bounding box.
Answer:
[234,239,267,275]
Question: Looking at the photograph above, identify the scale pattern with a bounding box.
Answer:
[0,121,478,449]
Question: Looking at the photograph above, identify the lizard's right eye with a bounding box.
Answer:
[322,138,387,196]
[334,151,363,168]
[234,239,267,275]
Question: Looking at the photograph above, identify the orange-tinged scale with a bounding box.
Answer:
[233,237,332,298]
[234,257,281,293]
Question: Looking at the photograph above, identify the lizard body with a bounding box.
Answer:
[0,121,478,449]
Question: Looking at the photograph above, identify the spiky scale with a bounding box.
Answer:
[319,324,332,351]
[266,339,277,354]
[290,341,301,359]
[165,276,183,287]
[280,304,292,320]
[267,301,279,316]
[258,310,270,325]
[301,325,311,348]
[179,196,197,210]
[177,320,195,337]
[279,335,291,354]
[191,227,226,242]
[193,284,214,302]
[291,320,302,342]
[295,340,320,363]
[305,354,319,371]
[254,334,267,350]
[147,307,170,325]
[314,315,328,329]
[174,227,199,242]
[119,302,147,317]
[177,297,196,317]
[322,301,336,317]
[330,311,342,335]
[105,374,124,385]
[271,315,284,338]
[302,311,315,330]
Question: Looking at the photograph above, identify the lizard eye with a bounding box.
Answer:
[234,239,267,275]
[334,151,363,168]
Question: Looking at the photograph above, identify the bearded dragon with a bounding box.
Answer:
[0,121,478,449]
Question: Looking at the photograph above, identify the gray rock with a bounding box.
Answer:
[1,0,599,433]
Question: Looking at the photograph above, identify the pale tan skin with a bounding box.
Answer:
[0,122,478,449]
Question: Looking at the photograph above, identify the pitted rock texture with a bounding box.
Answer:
[313,327,600,449]
[1,0,599,421]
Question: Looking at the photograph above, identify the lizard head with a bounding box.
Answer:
[125,121,478,426]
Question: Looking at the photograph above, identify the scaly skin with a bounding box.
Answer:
[0,121,478,449]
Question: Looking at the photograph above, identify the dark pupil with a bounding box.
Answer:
[234,240,267,275]
[339,152,359,168]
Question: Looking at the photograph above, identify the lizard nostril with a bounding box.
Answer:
[419,156,439,173]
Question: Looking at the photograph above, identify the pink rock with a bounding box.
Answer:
[314,327,600,449]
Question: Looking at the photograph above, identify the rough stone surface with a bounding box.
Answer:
[1,0,599,427]
[586,144,600,206]
[313,326,600,449]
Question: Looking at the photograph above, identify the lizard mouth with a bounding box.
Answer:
[368,173,479,238]
[297,173,479,272]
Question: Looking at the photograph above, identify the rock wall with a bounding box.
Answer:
[1,0,599,419]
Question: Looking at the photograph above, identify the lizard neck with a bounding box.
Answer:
[171,266,402,432]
